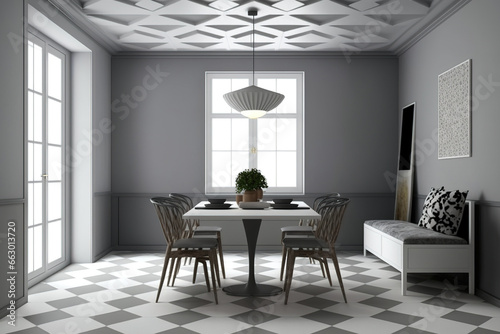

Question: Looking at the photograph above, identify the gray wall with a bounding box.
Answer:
[111,55,399,250]
[0,0,27,318]
[399,0,500,303]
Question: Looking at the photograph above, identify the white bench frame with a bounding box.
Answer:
[363,200,475,295]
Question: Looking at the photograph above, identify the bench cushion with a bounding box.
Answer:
[364,220,467,245]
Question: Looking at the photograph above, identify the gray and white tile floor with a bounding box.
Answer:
[1,251,499,334]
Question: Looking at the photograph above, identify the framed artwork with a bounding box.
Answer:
[438,59,471,159]
[394,103,415,221]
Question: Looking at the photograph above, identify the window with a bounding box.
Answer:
[205,72,304,195]
[27,32,68,281]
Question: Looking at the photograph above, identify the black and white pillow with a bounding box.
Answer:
[417,187,468,235]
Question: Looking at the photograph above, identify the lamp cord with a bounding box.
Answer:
[252,13,255,86]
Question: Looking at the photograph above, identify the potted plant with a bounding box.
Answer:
[235,168,268,202]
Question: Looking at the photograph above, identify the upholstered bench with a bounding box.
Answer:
[364,200,474,295]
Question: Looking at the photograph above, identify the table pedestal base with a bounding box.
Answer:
[223,218,283,297]
[223,283,282,297]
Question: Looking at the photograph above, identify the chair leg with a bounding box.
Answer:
[216,232,226,279]
[193,258,199,284]
[208,249,219,304]
[280,231,286,281]
[167,256,177,286]
[156,247,172,303]
[284,248,296,305]
[330,248,347,303]
[171,257,182,287]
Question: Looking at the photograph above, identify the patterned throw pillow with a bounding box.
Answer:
[417,187,468,235]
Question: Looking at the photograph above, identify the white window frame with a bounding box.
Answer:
[205,71,304,195]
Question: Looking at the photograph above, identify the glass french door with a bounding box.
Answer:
[27,33,68,280]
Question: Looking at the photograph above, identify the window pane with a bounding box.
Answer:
[34,93,43,142]
[28,41,33,90]
[277,79,297,114]
[212,119,231,150]
[212,152,231,187]
[48,145,62,181]
[231,152,249,187]
[277,152,296,187]
[28,184,34,227]
[277,119,296,151]
[34,225,43,271]
[258,151,276,188]
[33,43,43,93]
[34,183,42,225]
[48,182,62,221]
[28,143,34,182]
[33,143,43,182]
[48,98,62,145]
[28,228,34,273]
[48,220,62,263]
[48,53,62,100]
[231,118,249,151]
[212,78,231,114]
[28,91,34,141]
[257,118,276,150]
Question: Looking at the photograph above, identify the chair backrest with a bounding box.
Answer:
[169,193,194,209]
[150,198,187,244]
[313,193,341,210]
[314,197,350,245]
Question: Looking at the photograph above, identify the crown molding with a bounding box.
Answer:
[394,0,472,56]
[47,0,120,53]
[112,50,398,59]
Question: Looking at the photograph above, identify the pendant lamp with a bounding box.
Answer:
[223,10,284,119]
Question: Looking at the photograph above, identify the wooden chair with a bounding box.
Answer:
[279,193,341,281]
[151,197,220,304]
[282,197,350,304]
[170,193,226,279]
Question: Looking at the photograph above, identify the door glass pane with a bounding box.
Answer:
[33,225,43,272]
[33,143,43,182]
[276,119,296,151]
[212,119,231,150]
[28,228,33,273]
[48,182,62,221]
[277,79,297,114]
[48,146,62,181]
[33,43,43,93]
[258,151,276,187]
[28,41,34,90]
[48,220,62,263]
[231,118,248,151]
[34,183,43,225]
[212,78,231,114]
[277,152,296,187]
[48,98,61,145]
[48,53,62,100]
[28,143,34,182]
[257,119,276,150]
[28,184,34,227]
[212,151,231,187]
[28,91,34,141]
[34,93,43,142]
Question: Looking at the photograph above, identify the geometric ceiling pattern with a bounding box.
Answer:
[64,0,457,52]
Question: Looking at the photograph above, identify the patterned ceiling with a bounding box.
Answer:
[60,0,462,52]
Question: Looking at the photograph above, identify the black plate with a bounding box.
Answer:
[204,203,231,209]
[207,198,226,204]
[271,203,299,209]
[273,198,293,204]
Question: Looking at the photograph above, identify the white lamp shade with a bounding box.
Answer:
[223,85,285,118]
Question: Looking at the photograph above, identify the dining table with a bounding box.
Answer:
[183,200,321,297]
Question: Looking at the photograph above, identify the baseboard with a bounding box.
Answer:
[476,289,500,308]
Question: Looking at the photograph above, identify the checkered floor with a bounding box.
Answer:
[2,251,500,334]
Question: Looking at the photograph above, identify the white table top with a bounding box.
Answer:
[183,201,320,221]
